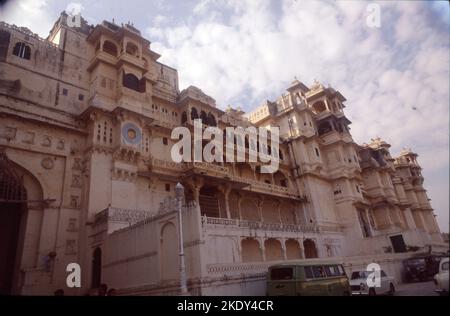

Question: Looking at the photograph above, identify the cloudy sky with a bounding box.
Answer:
[1,0,449,232]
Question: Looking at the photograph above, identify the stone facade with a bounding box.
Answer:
[0,13,446,296]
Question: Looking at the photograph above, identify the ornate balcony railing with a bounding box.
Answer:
[203,216,342,233]
[231,175,298,197]
[207,262,271,275]
[185,161,230,175]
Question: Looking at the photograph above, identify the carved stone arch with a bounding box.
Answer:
[241,237,262,262]
[207,112,216,126]
[312,100,327,114]
[181,111,188,124]
[125,41,139,57]
[200,110,207,125]
[190,107,199,120]
[303,238,318,259]
[264,238,283,261]
[0,149,44,295]
[0,150,27,201]
[160,221,179,281]
[102,40,118,57]
[285,239,302,260]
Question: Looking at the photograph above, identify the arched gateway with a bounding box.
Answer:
[0,150,27,294]
[0,149,43,294]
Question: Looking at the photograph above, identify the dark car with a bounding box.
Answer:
[403,255,445,282]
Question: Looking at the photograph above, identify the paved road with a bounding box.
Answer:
[395,281,439,296]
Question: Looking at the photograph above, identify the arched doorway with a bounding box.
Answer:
[160,222,179,281]
[264,239,283,262]
[241,238,262,262]
[285,239,302,260]
[91,247,102,289]
[0,150,27,295]
[303,239,318,259]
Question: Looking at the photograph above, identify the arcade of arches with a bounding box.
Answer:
[195,183,305,225]
[240,237,318,262]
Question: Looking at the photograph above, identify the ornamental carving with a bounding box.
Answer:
[41,157,54,170]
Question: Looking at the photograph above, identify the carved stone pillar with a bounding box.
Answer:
[218,184,231,219]
[260,238,266,262]
[276,200,282,224]
[237,193,243,220]
[300,244,305,259]
[280,238,287,260]
[257,198,263,223]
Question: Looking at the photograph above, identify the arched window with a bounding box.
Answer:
[200,110,207,125]
[122,72,140,92]
[181,111,187,124]
[103,40,117,56]
[160,223,179,281]
[303,239,318,259]
[125,42,139,57]
[91,247,102,288]
[207,113,216,126]
[241,238,262,262]
[265,239,283,261]
[12,42,31,60]
[285,239,302,260]
[312,101,327,114]
[191,107,198,120]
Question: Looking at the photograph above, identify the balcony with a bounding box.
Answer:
[203,216,342,234]
[153,84,177,103]
[320,130,353,146]
[93,206,154,234]
[230,175,301,199]
[143,108,180,129]
[117,52,146,69]
[184,161,230,178]
[149,157,188,172]
[364,186,400,206]
[87,50,118,72]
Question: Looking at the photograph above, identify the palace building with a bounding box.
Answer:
[0,13,446,295]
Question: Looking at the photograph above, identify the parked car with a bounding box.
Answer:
[350,269,395,296]
[403,254,445,282]
[266,260,351,296]
[433,257,449,296]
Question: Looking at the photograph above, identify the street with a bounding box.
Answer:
[395,281,441,296]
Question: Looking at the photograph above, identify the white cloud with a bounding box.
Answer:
[147,0,449,231]
[0,0,53,38]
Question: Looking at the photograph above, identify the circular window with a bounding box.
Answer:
[122,122,142,144]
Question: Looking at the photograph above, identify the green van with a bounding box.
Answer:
[266,260,351,296]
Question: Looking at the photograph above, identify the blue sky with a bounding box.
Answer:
[1,0,449,232]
